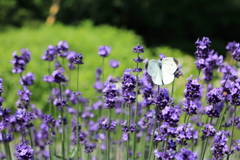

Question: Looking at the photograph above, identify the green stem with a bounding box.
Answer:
[141,130,146,160]
[76,64,80,159]
[107,109,112,160]
[148,107,157,160]
[102,57,105,83]
[59,83,65,160]
[6,143,12,160]
[198,69,201,78]
[28,128,35,160]
[201,137,208,160]
[1,132,9,160]
[171,79,175,98]
[226,105,237,160]
[126,104,131,160]
[216,102,228,132]
[88,153,90,160]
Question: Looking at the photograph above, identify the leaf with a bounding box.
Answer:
[68,146,77,158]
[54,154,62,159]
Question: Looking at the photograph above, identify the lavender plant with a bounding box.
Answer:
[0,38,240,160]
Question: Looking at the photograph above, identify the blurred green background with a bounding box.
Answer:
[0,0,236,110]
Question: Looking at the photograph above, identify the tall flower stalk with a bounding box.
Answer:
[132,44,144,158]
[73,53,84,159]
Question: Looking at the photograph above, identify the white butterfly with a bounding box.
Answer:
[145,57,178,86]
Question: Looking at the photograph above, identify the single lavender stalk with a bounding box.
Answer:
[59,83,65,160]
[48,61,54,116]
[107,109,112,160]
[126,104,131,160]
[1,131,12,160]
[216,102,228,131]
[133,52,140,159]
[102,57,105,83]
[198,69,201,78]
[226,105,237,160]
[76,64,81,159]
[200,137,208,160]
[171,79,175,98]
[28,129,35,160]
[148,108,157,160]
[141,129,146,160]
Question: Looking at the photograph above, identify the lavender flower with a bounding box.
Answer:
[132,67,142,73]
[159,53,166,60]
[226,41,240,61]
[218,64,238,82]
[233,139,240,152]
[211,131,233,159]
[174,65,183,78]
[205,104,220,118]
[84,143,96,153]
[154,149,176,160]
[44,68,67,84]
[133,44,144,53]
[206,88,223,104]
[183,99,198,115]
[0,152,6,159]
[103,82,118,109]
[175,148,198,160]
[14,140,34,160]
[162,106,181,127]
[66,50,76,70]
[142,84,154,107]
[98,46,111,57]
[121,133,128,142]
[230,78,240,106]
[154,88,173,110]
[20,48,31,64]
[121,120,137,133]
[14,108,36,125]
[159,122,177,138]
[11,51,26,73]
[133,57,143,63]
[56,40,69,57]
[195,37,212,59]
[42,45,57,61]
[121,69,136,104]
[73,53,84,65]
[184,76,201,100]
[202,124,216,137]
[176,123,194,144]
[98,118,116,131]
[0,78,4,94]
[226,41,239,53]
[20,72,35,86]
[16,86,32,109]
[109,59,120,68]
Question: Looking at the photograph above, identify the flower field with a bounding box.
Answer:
[0,22,240,160]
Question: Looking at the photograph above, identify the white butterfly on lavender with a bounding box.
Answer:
[145,57,178,86]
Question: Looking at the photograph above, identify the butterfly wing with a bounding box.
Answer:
[161,66,175,85]
[146,60,163,85]
[152,68,163,85]
[145,60,159,77]
[161,57,178,85]
[161,57,178,74]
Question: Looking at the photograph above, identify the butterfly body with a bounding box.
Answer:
[145,57,178,86]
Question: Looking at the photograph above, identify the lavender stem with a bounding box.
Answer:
[226,105,237,160]
[133,52,140,159]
